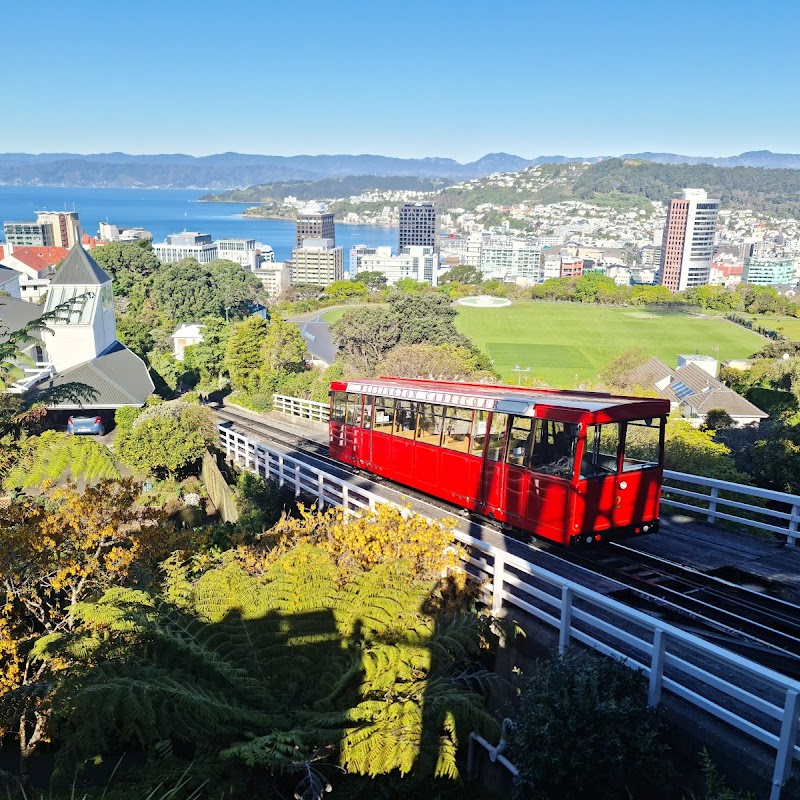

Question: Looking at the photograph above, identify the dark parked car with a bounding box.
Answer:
[67,415,105,436]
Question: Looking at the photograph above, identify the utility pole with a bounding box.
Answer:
[512,364,530,386]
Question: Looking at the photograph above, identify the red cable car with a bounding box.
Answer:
[329,378,670,546]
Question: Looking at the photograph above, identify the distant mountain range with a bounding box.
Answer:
[2,150,800,189]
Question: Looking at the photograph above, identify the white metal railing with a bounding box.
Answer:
[219,425,800,800]
[663,470,800,546]
[273,394,330,423]
[271,394,800,546]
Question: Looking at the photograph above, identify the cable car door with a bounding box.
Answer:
[478,412,508,517]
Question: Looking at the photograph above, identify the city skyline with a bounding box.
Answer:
[3,0,798,160]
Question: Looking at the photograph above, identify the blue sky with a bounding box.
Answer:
[5,0,798,160]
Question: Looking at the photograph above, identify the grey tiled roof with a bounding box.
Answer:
[0,296,45,332]
[623,357,768,421]
[51,244,111,286]
[46,341,154,409]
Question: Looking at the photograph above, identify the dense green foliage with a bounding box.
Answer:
[114,399,216,478]
[511,651,670,800]
[89,240,160,296]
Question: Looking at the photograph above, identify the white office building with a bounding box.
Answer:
[154,232,218,264]
[254,262,291,296]
[358,246,438,286]
[216,238,258,270]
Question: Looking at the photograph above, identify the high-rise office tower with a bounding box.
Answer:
[658,189,719,291]
[289,238,343,286]
[399,202,439,253]
[296,212,335,247]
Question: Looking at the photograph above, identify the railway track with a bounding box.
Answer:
[215,404,800,677]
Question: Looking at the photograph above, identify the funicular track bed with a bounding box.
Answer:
[215,405,800,678]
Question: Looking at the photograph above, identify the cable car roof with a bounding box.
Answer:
[341,378,669,418]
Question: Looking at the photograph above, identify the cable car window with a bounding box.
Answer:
[394,400,416,439]
[360,395,375,428]
[622,418,662,472]
[345,394,362,426]
[331,391,347,423]
[581,423,621,477]
[507,416,534,468]
[532,419,579,479]
[470,410,490,456]
[416,403,444,446]
[485,413,509,462]
[374,397,395,433]
[442,407,473,452]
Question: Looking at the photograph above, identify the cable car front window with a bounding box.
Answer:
[622,418,663,472]
[581,423,621,477]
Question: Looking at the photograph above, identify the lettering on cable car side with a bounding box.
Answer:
[346,382,499,411]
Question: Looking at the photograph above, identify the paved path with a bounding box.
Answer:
[287,305,360,366]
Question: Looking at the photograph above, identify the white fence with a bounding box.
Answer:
[271,394,800,546]
[219,425,800,800]
[273,394,330,424]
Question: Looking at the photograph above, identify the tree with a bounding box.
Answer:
[703,409,735,431]
[323,280,368,301]
[208,259,264,320]
[377,343,496,381]
[353,271,388,291]
[331,306,401,371]
[664,419,749,482]
[184,317,231,387]
[261,317,307,375]
[438,264,483,285]
[114,400,216,478]
[116,315,154,359]
[225,316,270,393]
[598,346,651,389]
[388,292,470,347]
[0,480,177,777]
[89,240,160,297]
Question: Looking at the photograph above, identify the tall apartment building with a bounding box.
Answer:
[399,202,438,253]
[36,211,81,248]
[4,211,81,248]
[480,239,542,283]
[290,238,343,286]
[153,232,218,264]
[296,212,335,247]
[658,189,720,291]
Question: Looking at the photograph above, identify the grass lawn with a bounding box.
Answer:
[455,302,767,387]
[737,314,800,340]
[321,308,348,323]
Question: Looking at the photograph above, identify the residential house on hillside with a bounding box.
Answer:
[172,323,205,361]
[623,355,767,427]
[0,243,153,415]
[0,244,70,302]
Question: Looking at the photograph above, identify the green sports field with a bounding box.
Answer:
[455,302,766,387]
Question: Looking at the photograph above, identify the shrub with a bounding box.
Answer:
[511,650,671,800]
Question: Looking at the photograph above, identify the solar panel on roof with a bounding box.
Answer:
[672,380,694,400]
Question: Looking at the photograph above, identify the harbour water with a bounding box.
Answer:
[0,186,397,263]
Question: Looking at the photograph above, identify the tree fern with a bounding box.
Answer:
[3,430,120,490]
